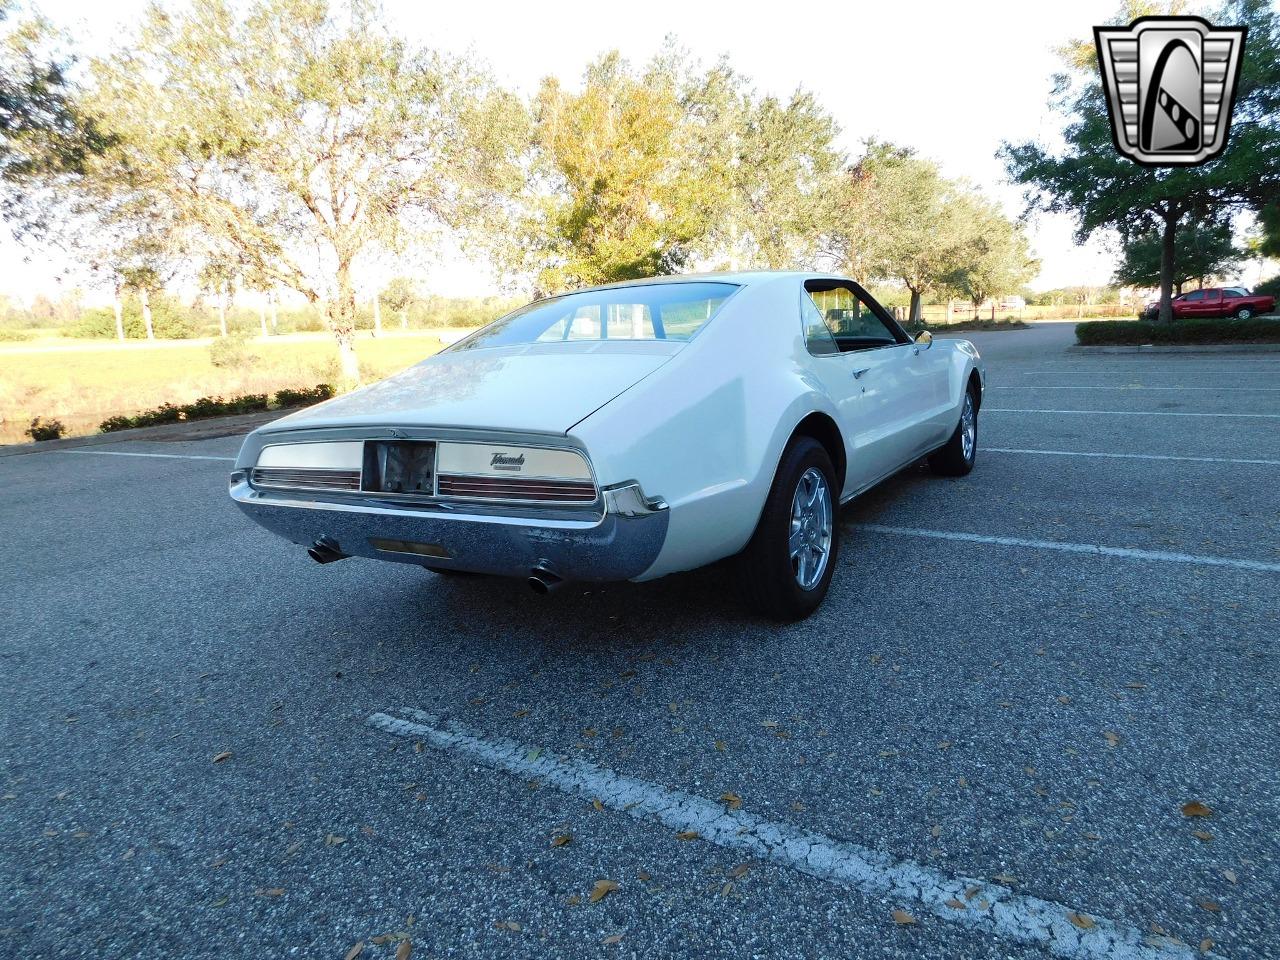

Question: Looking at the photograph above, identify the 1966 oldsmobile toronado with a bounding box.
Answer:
[231,272,985,620]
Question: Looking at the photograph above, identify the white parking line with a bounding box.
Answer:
[853,524,1280,573]
[987,407,1280,419]
[53,449,235,462]
[986,447,1280,466]
[369,709,1203,960]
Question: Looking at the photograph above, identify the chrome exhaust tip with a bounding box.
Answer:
[527,561,563,594]
[307,537,348,564]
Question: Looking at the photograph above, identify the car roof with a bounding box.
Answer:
[571,270,846,293]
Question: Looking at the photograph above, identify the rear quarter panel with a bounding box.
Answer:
[571,277,833,579]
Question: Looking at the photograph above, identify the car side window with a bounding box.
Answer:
[803,282,899,353]
[801,295,840,356]
[1184,290,1205,301]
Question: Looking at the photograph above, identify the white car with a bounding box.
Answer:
[230,272,986,620]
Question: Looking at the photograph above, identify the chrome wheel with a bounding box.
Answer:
[789,467,832,591]
[1238,308,1253,320]
[960,391,976,463]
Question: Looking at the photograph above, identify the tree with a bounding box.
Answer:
[507,50,728,294]
[947,194,1039,317]
[76,0,523,384]
[1114,215,1241,292]
[1003,0,1280,322]
[0,0,110,232]
[836,143,971,324]
[381,276,420,330]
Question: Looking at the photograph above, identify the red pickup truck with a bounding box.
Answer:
[1141,287,1276,320]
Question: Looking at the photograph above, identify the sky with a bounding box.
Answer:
[2,0,1258,304]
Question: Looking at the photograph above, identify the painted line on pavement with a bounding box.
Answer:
[985,447,1280,467]
[54,449,235,462]
[853,524,1280,574]
[368,709,1208,960]
[986,407,1280,419]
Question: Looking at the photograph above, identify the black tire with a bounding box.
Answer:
[738,436,839,622]
[1235,306,1254,320]
[928,383,979,477]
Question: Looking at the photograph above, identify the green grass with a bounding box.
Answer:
[0,331,448,444]
[1075,316,1280,346]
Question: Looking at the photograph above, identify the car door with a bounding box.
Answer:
[801,281,947,495]
[1202,289,1223,316]
[1179,290,1206,316]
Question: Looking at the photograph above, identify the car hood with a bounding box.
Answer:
[263,340,683,436]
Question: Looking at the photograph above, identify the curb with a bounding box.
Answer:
[1068,343,1280,354]
[0,408,296,458]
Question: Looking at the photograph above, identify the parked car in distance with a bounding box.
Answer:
[230,272,986,621]
[1140,287,1276,320]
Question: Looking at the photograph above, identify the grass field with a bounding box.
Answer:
[0,330,454,444]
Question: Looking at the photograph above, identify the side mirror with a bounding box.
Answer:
[914,329,933,351]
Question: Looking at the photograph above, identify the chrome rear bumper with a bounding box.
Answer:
[229,478,669,582]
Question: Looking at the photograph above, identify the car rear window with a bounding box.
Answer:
[447,282,739,351]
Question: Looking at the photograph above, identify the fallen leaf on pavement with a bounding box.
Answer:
[1125,682,1147,689]
[1222,869,1237,884]
[945,898,966,910]
[675,830,700,841]
[212,751,232,764]
[325,834,346,846]
[1199,939,1214,954]
[494,920,521,931]
[714,740,727,752]
[551,833,571,848]
[601,934,623,945]
[344,942,364,960]
[591,799,604,812]
[1199,901,1221,912]
[590,880,619,903]
[1103,731,1121,748]
[1057,695,1071,704]
[729,863,750,879]
[1067,912,1095,930]
[992,873,1017,884]
[395,942,412,960]
[892,908,916,926]
[1181,801,1213,818]
[1192,830,1214,841]
[255,888,285,898]
[719,792,742,811]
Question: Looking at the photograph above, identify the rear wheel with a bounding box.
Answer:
[928,384,978,477]
[738,436,839,622]
[1235,306,1254,320]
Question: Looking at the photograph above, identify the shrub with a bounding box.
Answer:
[70,296,199,340]
[1255,275,1280,300]
[274,384,335,407]
[0,328,33,342]
[1076,317,1280,345]
[25,416,65,441]
[98,385,331,433]
[207,333,256,370]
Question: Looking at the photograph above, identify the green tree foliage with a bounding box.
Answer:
[0,0,110,231]
[71,0,524,384]
[946,193,1039,316]
[1113,215,1242,292]
[381,276,420,330]
[502,47,844,293]
[1002,0,1280,321]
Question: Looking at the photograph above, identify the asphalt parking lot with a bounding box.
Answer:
[2,322,1277,960]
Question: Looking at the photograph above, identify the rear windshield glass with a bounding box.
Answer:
[447,282,739,352]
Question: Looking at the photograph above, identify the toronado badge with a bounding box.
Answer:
[1094,15,1246,166]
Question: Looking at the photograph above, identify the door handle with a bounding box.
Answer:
[852,367,870,379]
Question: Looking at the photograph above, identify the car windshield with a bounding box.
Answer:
[446,282,739,352]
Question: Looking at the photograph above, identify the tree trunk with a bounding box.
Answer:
[1157,208,1179,323]
[269,293,278,332]
[140,288,155,340]
[217,284,228,337]
[908,288,923,326]
[372,294,382,337]
[971,299,981,320]
[258,298,269,337]
[329,262,361,387]
[112,285,125,342]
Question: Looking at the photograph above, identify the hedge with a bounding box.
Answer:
[1076,317,1280,346]
[98,383,334,433]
